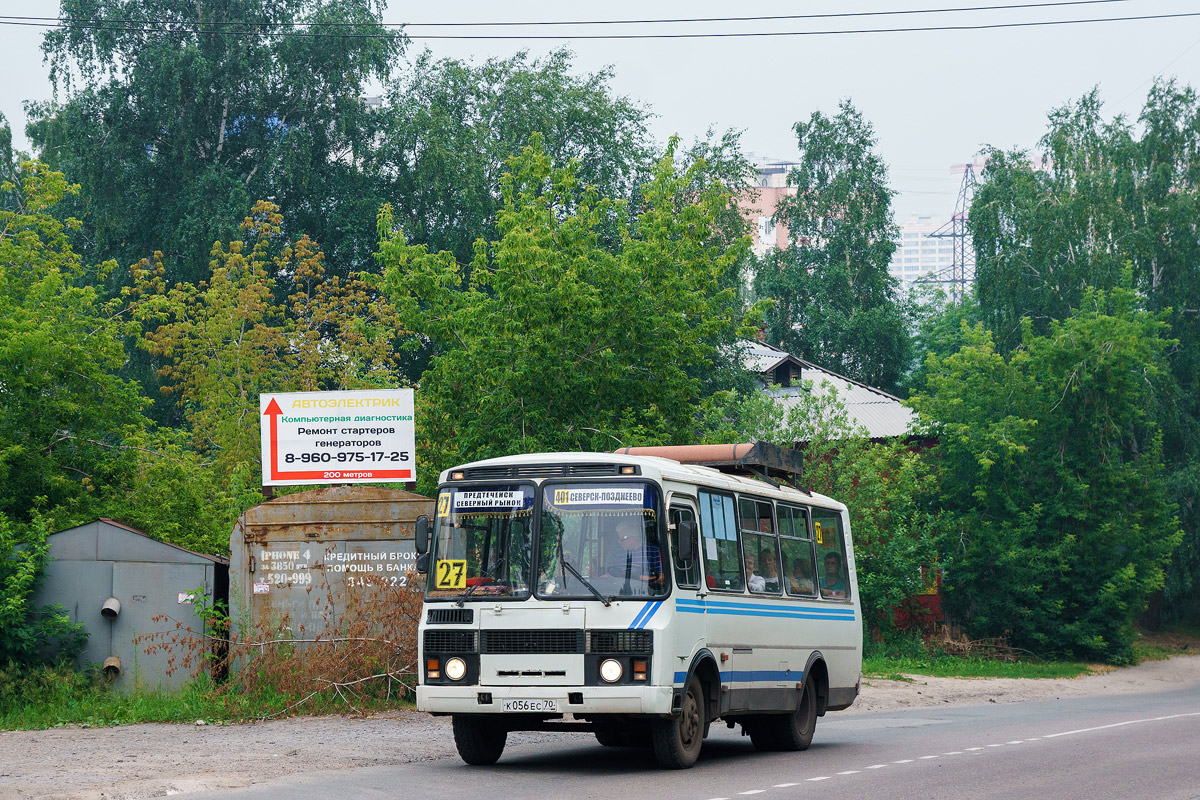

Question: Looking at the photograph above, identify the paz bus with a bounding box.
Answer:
[413,444,862,769]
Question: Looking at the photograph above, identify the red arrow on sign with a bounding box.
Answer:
[262,397,413,482]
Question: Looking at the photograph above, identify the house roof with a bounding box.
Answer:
[737,339,916,440]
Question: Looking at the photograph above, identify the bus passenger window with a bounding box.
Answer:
[779,505,817,597]
[813,511,850,599]
[699,491,742,591]
[739,498,779,594]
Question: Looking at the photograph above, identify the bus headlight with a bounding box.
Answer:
[599,659,624,683]
[445,657,467,682]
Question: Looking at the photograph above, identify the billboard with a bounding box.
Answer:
[259,390,416,486]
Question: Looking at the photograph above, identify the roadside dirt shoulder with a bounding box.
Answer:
[2,654,1198,800]
[850,653,1200,714]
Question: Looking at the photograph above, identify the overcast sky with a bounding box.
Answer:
[3,0,1200,221]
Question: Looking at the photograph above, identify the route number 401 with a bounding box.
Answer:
[435,559,467,589]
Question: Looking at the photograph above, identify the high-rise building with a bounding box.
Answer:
[889,215,958,289]
[737,159,799,258]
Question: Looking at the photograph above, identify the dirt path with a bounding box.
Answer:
[2,655,1198,800]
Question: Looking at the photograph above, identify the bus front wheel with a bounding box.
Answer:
[650,675,705,769]
[452,715,507,765]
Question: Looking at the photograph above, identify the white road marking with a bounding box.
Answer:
[986,743,1005,747]
[807,776,830,781]
[773,783,799,788]
[837,770,860,775]
[738,791,766,795]
[1007,740,1024,744]
[1025,737,1042,741]
[1043,711,1200,739]
[893,759,914,763]
[918,755,939,760]
[943,751,963,755]
[965,747,984,751]
[866,764,889,769]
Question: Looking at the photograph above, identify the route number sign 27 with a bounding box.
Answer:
[435,560,467,589]
[259,389,416,486]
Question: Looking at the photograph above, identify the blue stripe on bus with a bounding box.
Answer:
[628,602,654,630]
[674,598,855,621]
[673,670,806,684]
[636,600,663,629]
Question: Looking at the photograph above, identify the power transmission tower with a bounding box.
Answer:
[924,164,977,302]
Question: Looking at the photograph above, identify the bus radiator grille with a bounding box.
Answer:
[479,630,586,654]
[424,629,479,653]
[587,630,653,654]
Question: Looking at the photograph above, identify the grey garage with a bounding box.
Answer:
[32,518,229,691]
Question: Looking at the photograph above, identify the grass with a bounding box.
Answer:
[1130,624,1200,664]
[0,662,414,730]
[863,653,1091,680]
[862,632,1092,680]
[864,623,1200,681]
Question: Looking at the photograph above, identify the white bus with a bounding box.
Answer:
[414,446,862,769]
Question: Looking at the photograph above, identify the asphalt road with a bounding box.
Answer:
[187,684,1200,800]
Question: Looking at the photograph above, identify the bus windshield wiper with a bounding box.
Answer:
[453,561,504,607]
[559,556,611,607]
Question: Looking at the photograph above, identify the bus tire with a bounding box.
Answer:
[771,677,818,751]
[452,715,507,765]
[650,675,705,769]
[747,717,779,751]
[595,728,626,747]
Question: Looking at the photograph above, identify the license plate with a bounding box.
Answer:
[502,698,559,713]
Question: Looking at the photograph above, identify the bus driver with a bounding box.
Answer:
[604,517,663,593]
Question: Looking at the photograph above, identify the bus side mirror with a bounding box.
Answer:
[415,515,430,555]
[677,520,697,564]
[415,553,430,574]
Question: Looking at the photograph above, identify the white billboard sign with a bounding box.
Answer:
[259,390,416,486]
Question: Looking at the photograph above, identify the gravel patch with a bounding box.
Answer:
[2,655,1197,799]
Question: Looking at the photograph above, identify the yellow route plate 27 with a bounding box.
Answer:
[435,559,467,589]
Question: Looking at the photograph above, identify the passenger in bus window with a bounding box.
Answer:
[820,551,847,598]
[789,557,815,595]
[758,547,780,592]
[604,517,663,591]
[744,553,766,592]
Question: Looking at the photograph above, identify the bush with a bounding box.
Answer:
[0,514,86,665]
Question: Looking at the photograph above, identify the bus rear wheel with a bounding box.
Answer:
[650,675,705,769]
[772,677,818,751]
[452,715,507,765]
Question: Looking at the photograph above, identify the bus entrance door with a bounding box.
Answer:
[669,500,706,683]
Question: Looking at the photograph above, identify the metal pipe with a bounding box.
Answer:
[101,597,121,620]
[102,656,121,677]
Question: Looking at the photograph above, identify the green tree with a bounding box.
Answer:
[0,161,149,523]
[698,384,940,635]
[910,284,1181,662]
[375,49,652,269]
[971,82,1200,624]
[130,201,403,478]
[754,101,910,392]
[28,0,403,285]
[377,135,752,492]
[902,287,982,395]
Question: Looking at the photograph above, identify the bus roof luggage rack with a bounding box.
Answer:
[615,442,807,491]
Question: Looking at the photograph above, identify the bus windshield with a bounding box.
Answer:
[427,485,535,600]
[537,482,667,599]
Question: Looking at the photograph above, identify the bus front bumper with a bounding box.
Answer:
[416,684,676,716]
